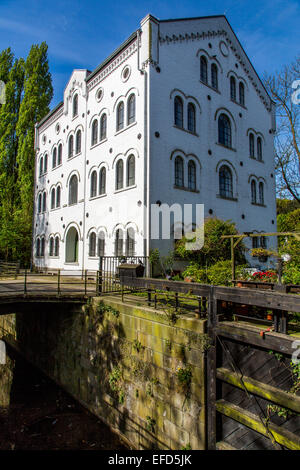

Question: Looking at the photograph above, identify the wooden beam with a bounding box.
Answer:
[216,441,237,450]
[216,399,300,450]
[221,232,300,239]
[216,322,297,355]
[217,367,300,414]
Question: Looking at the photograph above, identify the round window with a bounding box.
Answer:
[55,123,60,134]
[121,65,131,82]
[96,87,103,102]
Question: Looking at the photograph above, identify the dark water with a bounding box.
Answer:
[0,345,128,450]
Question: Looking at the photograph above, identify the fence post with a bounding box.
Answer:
[147,289,151,307]
[84,269,87,296]
[24,269,27,295]
[175,292,179,312]
[57,269,61,296]
[98,256,103,294]
[206,286,218,450]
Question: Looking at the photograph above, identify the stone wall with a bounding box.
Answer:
[0,297,208,449]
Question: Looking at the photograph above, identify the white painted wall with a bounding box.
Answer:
[33,14,277,272]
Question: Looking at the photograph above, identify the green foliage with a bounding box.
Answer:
[108,367,122,392]
[176,365,192,395]
[0,43,52,264]
[277,198,300,215]
[145,416,156,433]
[181,443,192,450]
[133,339,143,353]
[175,217,246,266]
[183,260,248,286]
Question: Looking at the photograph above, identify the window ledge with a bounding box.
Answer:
[215,142,236,152]
[199,80,221,94]
[217,194,238,202]
[173,185,199,193]
[50,207,61,212]
[89,193,107,201]
[72,114,78,121]
[173,125,198,137]
[90,138,108,150]
[49,256,60,259]
[67,152,81,162]
[68,202,78,207]
[64,262,79,265]
[230,98,247,110]
[114,184,137,194]
[115,121,137,137]
[52,163,62,171]
[251,202,266,207]
[249,156,264,163]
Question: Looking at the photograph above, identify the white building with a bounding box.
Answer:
[33,14,277,272]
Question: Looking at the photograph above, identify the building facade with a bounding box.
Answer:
[33,14,277,272]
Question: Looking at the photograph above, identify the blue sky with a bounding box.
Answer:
[0,0,299,107]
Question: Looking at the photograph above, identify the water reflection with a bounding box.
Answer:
[0,345,128,450]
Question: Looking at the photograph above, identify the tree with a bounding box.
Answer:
[175,217,246,266]
[0,42,52,264]
[15,42,53,264]
[264,56,300,202]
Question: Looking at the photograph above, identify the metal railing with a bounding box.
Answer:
[98,256,149,294]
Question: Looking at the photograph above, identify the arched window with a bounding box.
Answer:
[187,103,196,133]
[174,96,183,128]
[219,165,233,198]
[127,94,136,125]
[65,227,79,263]
[54,236,60,257]
[41,237,45,257]
[211,64,218,89]
[259,182,264,205]
[99,167,106,195]
[126,228,135,256]
[91,120,98,146]
[42,191,47,212]
[261,235,267,249]
[200,56,208,83]
[249,133,255,157]
[39,157,43,176]
[89,232,96,257]
[127,155,135,186]
[188,160,196,191]
[116,160,123,190]
[44,154,48,173]
[100,114,107,141]
[98,232,105,257]
[251,180,257,204]
[51,188,56,209]
[49,237,54,256]
[52,148,57,168]
[115,229,123,256]
[239,82,245,106]
[230,76,236,101]
[56,186,61,208]
[58,144,62,165]
[116,102,124,131]
[257,137,262,161]
[175,156,184,187]
[218,114,232,147]
[76,130,81,154]
[38,193,42,213]
[68,135,74,158]
[36,238,40,257]
[69,174,78,205]
[90,170,97,198]
[72,94,78,118]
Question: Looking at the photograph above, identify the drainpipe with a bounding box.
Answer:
[138,29,150,274]
[31,124,39,271]
[81,83,89,272]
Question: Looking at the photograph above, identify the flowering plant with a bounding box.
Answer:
[252,270,277,282]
